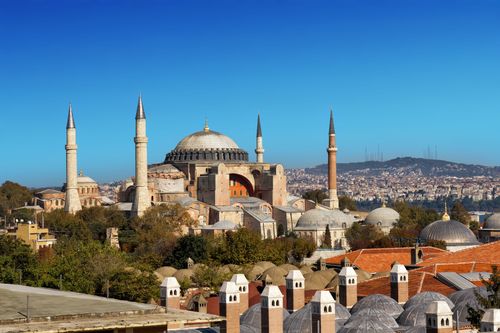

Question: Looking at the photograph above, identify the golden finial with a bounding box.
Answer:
[204,118,209,132]
[442,201,450,221]
[79,170,84,177]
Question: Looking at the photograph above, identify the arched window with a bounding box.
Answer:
[328,305,332,312]
[324,306,328,312]
[174,289,177,296]
[441,318,444,326]
[271,300,275,306]
[276,300,279,306]
[169,290,173,296]
[446,318,449,326]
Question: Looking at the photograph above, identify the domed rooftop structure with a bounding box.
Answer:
[484,213,500,229]
[338,316,396,333]
[350,294,403,319]
[346,308,399,329]
[240,303,290,330]
[164,122,248,163]
[295,208,355,229]
[283,302,351,333]
[365,205,400,228]
[403,292,453,310]
[397,303,428,327]
[420,215,479,246]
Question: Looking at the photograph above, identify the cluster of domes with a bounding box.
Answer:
[164,124,249,163]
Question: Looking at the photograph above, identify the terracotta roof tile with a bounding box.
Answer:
[325,247,447,273]
[419,241,500,266]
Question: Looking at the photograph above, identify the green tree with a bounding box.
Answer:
[77,206,127,242]
[212,229,265,265]
[0,181,33,216]
[131,204,194,267]
[166,235,208,268]
[322,224,332,248]
[191,264,231,291]
[339,196,357,211]
[302,190,328,204]
[109,268,159,303]
[0,235,40,284]
[345,223,385,250]
[467,265,500,327]
[451,201,471,225]
[290,237,317,262]
[44,209,92,241]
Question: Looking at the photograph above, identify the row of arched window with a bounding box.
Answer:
[323,305,333,313]
[228,295,239,302]
[295,282,303,288]
[238,286,247,292]
[166,150,249,162]
[169,289,179,296]
[79,187,98,194]
[428,317,450,327]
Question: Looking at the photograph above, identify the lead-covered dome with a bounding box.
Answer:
[365,206,400,228]
[165,124,248,163]
[420,218,479,246]
[295,208,355,229]
[484,213,500,230]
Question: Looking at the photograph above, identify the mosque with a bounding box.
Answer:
[57,96,481,250]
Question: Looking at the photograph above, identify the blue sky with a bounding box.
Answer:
[1,0,499,187]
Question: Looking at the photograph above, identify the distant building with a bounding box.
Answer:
[15,221,56,251]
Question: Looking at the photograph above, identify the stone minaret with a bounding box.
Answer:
[231,273,249,314]
[160,277,180,310]
[220,281,240,333]
[390,262,409,304]
[311,290,336,333]
[255,114,264,163]
[425,301,453,333]
[64,103,82,214]
[261,285,283,333]
[323,109,339,209]
[131,95,151,217]
[285,270,305,313]
[338,259,357,308]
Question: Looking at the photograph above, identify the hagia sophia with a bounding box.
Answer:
[28,96,499,252]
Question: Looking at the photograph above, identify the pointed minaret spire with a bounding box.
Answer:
[64,103,82,214]
[255,114,264,163]
[135,94,146,119]
[322,108,339,209]
[257,113,262,137]
[131,95,151,217]
[204,118,210,132]
[67,103,75,129]
[329,108,335,135]
[442,201,450,221]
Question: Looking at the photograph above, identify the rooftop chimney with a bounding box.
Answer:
[285,270,305,313]
[311,290,336,333]
[338,265,357,308]
[425,301,453,333]
[481,309,500,332]
[220,281,240,333]
[261,285,284,333]
[160,277,180,310]
[231,273,249,314]
[390,262,409,304]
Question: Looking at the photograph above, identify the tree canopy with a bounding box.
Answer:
[0,181,33,216]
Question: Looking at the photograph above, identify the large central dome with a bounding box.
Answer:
[164,123,249,163]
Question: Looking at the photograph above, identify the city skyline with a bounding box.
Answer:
[1,0,499,187]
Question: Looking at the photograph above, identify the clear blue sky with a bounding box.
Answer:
[1,0,499,187]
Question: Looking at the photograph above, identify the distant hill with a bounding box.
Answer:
[305,157,500,178]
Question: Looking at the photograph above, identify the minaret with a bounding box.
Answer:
[323,108,339,209]
[64,103,82,214]
[131,95,151,217]
[255,114,264,163]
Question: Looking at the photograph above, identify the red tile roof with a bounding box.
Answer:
[325,247,447,273]
[418,240,500,266]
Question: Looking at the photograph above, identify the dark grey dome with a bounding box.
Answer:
[403,326,426,333]
[338,316,396,333]
[449,287,488,327]
[240,303,290,330]
[403,292,454,310]
[420,219,478,245]
[397,303,428,327]
[346,308,399,328]
[365,207,400,228]
[165,127,248,163]
[350,294,403,319]
[283,302,351,333]
[484,213,500,229]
